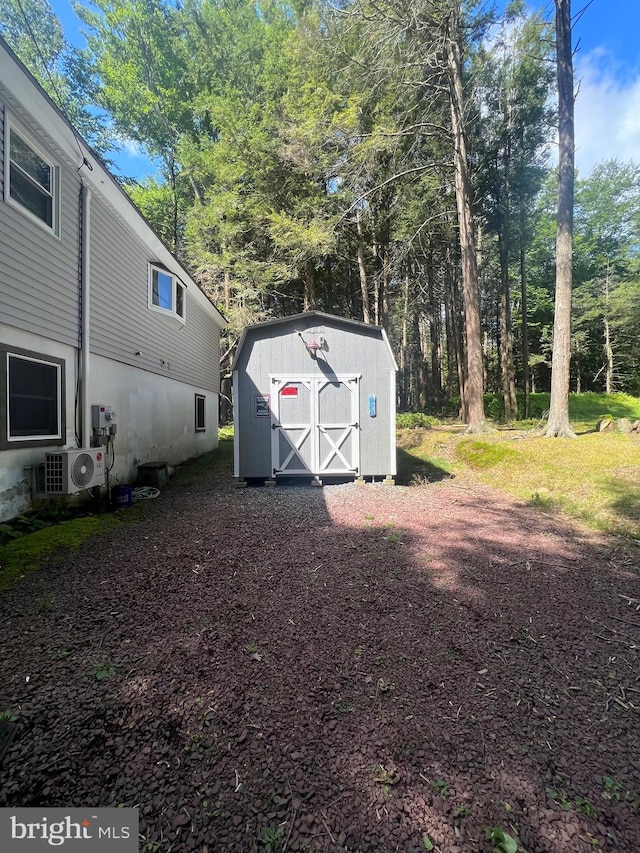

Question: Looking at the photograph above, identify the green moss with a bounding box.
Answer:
[0,512,134,590]
[455,439,518,470]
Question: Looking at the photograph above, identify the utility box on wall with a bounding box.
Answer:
[232,312,398,483]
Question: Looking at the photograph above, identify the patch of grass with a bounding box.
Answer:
[0,512,137,590]
[36,594,56,615]
[486,391,640,428]
[455,439,519,470]
[399,394,640,536]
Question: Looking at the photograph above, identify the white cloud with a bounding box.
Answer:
[574,49,640,175]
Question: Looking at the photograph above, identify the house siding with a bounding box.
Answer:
[0,37,225,522]
[0,95,80,347]
[89,195,220,393]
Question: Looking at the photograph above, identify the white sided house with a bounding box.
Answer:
[0,37,225,522]
[233,312,397,484]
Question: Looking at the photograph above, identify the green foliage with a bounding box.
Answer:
[484,825,518,853]
[396,413,440,429]
[0,0,112,152]
[7,0,640,409]
[0,709,18,722]
[432,779,450,796]
[92,661,120,681]
[485,392,640,428]
[252,823,285,852]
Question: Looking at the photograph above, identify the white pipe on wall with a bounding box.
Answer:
[81,183,91,448]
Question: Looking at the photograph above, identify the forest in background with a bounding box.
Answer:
[2,0,640,419]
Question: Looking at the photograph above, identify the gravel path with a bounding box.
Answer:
[1,455,639,853]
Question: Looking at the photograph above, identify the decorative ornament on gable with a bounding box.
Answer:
[298,331,327,360]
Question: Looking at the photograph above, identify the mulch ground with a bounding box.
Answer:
[1,455,639,853]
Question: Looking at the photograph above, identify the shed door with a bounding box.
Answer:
[316,378,359,475]
[270,376,359,476]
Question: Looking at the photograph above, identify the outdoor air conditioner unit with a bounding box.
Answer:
[45,448,106,494]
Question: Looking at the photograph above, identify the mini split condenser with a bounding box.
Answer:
[45,448,105,494]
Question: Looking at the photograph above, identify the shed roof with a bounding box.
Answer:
[232,311,398,371]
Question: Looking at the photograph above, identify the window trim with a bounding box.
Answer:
[148,264,186,323]
[0,345,66,450]
[4,116,60,237]
[195,394,206,432]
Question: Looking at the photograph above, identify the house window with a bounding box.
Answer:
[0,346,65,449]
[5,123,59,234]
[195,394,206,432]
[149,265,186,322]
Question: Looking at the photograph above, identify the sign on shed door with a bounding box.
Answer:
[270,376,360,476]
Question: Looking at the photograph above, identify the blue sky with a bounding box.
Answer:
[54,0,640,179]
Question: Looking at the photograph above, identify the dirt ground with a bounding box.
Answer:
[1,452,639,853]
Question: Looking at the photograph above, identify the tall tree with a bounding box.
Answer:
[572,159,640,391]
[544,0,576,437]
[474,5,554,421]
[446,2,485,430]
[0,0,112,153]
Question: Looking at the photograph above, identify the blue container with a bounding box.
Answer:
[112,484,132,508]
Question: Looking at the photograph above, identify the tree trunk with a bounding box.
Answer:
[224,268,231,315]
[445,249,465,417]
[356,211,371,323]
[544,0,576,437]
[447,6,486,432]
[400,273,410,410]
[603,265,614,393]
[519,236,530,419]
[304,259,316,311]
[499,233,519,422]
[427,246,443,409]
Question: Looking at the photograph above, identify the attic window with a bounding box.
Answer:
[5,123,59,235]
[148,265,186,323]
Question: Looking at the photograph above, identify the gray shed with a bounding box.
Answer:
[232,312,398,484]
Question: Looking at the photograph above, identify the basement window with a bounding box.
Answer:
[195,394,206,432]
[0,346,65,449]
[149,264,186,323]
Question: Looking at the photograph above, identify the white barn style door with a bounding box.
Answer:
[270,376,360,477]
